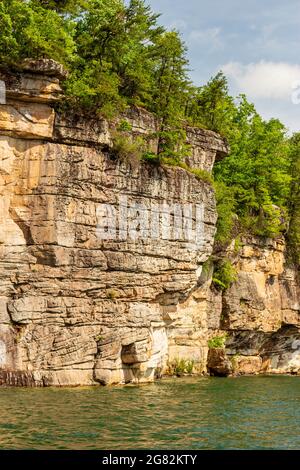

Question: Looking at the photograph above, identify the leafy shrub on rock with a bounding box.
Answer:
[212,259,237,291]
[208,335,227,349]
[112,133,146,168]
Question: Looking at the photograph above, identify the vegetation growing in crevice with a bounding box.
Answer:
[117,120,133,133]
[208,335,227,349]
[112,133,146,168]
[212,259,238,291]
[167,358,195,376]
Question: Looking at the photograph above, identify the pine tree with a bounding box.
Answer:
[0,0,75,66]
[187,72,234,133]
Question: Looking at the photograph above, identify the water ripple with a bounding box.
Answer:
[0,376,299,449]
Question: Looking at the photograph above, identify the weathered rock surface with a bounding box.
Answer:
[204,237,300,376]
[0,61,226,386]
[0,61,299,386]
[207,348,232,376]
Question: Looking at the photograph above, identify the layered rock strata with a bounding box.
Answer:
[204,237,300,375]
[0,60,299,386]
[0,60,227,385]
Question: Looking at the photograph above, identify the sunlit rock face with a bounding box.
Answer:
[205,237,300,376]
[0,61,298,386]
[0,60,228,386]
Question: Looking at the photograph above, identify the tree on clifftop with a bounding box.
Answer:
[0,0,75,65]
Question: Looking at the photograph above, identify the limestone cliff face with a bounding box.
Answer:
[205,237,300,375]
[0,61,299,386]
[0,60,227,386]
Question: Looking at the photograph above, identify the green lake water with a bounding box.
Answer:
[0,376,299,450]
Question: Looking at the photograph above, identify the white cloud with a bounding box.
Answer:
[247,97,300,133]
[222,60,300,100]
[189,27,223,50]
[220,61,300,132]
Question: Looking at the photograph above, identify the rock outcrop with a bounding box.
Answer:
[0,60,227,386]
[203,237,300,376]
[207,348,232,376]
[0,60,299,386]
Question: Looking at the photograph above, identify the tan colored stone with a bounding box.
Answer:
[207,348,232,376]
[0,101,54,139]
[232,355,262,375]
[6,75,63,104]
[0,61,298,387]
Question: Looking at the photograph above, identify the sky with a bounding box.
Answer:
[147,0,300,132]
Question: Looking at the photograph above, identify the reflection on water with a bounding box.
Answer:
[0,376,299,449]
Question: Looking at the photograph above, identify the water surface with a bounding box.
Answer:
[0,376,299,449]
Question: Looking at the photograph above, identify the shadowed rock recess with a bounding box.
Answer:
[0,60,299,386]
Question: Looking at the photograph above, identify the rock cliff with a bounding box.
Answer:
[0,61,299,386]
[205,237,300,375]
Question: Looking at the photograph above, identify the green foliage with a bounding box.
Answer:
[117,120,133,132]
[167,358,195,376]
[214,181,236,243]
[212,259,237,291]
[112,133,145,167]
[234,236,242,254]
[287,133,300,265]
[186,72,234,134]
[210,84,291,241]
[154,129,190,162]
[30,1,87,14]
[0,0,75,66]
[65,0,167,114]
[185,72,293,241]
[64,60,126,118]
[185,360,195,374]
[198,258,215,285]
[150,31,190,125]
[187,167,213,184]
[208,335,227,349]
[142,152,160,164]
[240,203,285,238]
[142,153,213,184]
